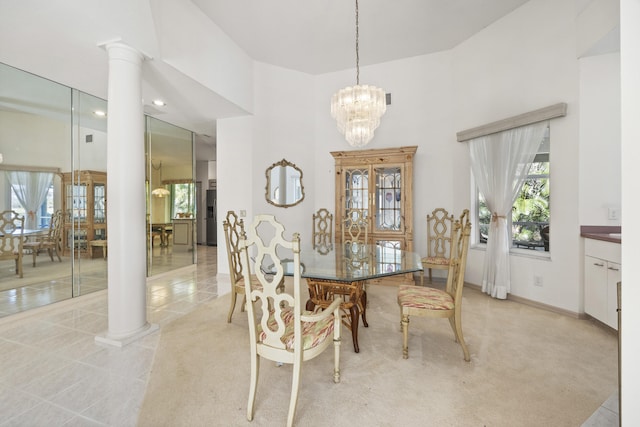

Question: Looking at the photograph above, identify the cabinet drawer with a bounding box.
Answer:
[584,238,621,264]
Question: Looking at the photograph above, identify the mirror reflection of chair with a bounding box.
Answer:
[0,210,25,278]
[306,207,370,352]
[24,209,64,267]
[421,208,455,286]
[223,210,284,323]
[312,208,333,254]
[342,208,368,245]
[239,214,342,427]
[398,220,472,361]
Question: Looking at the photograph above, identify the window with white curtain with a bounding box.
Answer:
[7,171,55,229]
[476,126,550,253]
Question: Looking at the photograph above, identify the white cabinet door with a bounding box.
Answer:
[606,262,621,330]
[584,256,607,323]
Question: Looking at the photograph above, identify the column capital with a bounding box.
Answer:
[98,39,152,63]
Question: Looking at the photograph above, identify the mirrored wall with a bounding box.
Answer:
[0,62,196,318]
[146,116,196,276]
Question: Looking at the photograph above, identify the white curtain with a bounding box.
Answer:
[469,122,548,299]
[6,171,54,229]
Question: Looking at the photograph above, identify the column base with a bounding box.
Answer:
[95,322,159,348]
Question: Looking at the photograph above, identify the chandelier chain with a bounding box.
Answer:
[330,0,386,147]
[355,0,360,85]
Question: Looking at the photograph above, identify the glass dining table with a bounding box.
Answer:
[278,243,423,353]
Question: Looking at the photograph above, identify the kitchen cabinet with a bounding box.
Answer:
[584,238,621,330]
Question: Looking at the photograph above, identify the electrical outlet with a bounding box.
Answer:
[608,208,619,220]
[533,275,543,287]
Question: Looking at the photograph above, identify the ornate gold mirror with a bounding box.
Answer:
[265,159,305,208]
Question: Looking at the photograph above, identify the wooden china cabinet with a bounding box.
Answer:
[62,170,107,257]
[331,146,417,285]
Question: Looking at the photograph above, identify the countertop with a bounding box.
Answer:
[580,225,621,244]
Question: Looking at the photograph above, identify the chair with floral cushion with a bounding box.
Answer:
[223,210,284,323]
[398,220,472,361]
[0,210,25,278]
[23,209,64,267]
[239,214,342,427]
[420,208,455,286]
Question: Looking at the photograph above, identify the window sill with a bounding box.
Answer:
[471,243,551,261]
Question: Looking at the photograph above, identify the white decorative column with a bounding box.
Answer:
[95,42,158,347]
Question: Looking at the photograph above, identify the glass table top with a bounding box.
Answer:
[277,243,423,283]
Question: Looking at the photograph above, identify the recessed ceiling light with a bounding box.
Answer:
[94,110,106,117]
[152,99,166,107]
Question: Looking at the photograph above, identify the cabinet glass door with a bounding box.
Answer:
[344,167,369,218]
[374,166,402,232]
[94,184,106,224]
[67,183,87,223]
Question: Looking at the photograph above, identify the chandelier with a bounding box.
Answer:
[330,0,386,148]
[151,161,170,198]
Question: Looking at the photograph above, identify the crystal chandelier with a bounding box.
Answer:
[331,0,386,148]
[151,161,170,198]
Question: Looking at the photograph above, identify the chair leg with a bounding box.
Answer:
[449,313,470,362]
[247,352,259,421]
[32,249,37,267]
[333,311,341,384]
[420,269,424,286]
[401,313,409,359]
[227,290,238,323]
[287,358,302,427]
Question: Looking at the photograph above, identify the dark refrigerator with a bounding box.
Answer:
[206,189,217,246]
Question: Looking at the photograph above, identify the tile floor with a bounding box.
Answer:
[0,244,618,426]
[0,246,218,427]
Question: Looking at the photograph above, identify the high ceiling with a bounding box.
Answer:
[0,0,532,162]
[192,0,530,75]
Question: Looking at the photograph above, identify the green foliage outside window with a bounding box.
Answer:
[478,160,550,251]
[172,183,195,217]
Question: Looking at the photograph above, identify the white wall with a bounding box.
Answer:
[149,0,254,114]
[216,116,254,294]
[314,51,457,261]
[579,52,621,225]
[451,0,582,313]
[248,62,317,250]
[216,0,619,317]
[620,0,640,421]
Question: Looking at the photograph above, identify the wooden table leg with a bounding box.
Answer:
[360,290,368,327]
[350,304,360,353]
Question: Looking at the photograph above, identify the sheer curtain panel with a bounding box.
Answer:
[469,122,548,299]
[6,171,53,229]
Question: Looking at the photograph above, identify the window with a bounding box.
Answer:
[11,183,55,228]
[171,182,195,218]
[477,132,550,252]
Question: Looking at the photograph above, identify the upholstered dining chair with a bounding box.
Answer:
[239,214,342,427]
[23,209,63,267]
[0,210,25,278]
[398,220,472,361]
[312,208,333,254]
[224,210,285,323]
[420,208,455,285]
